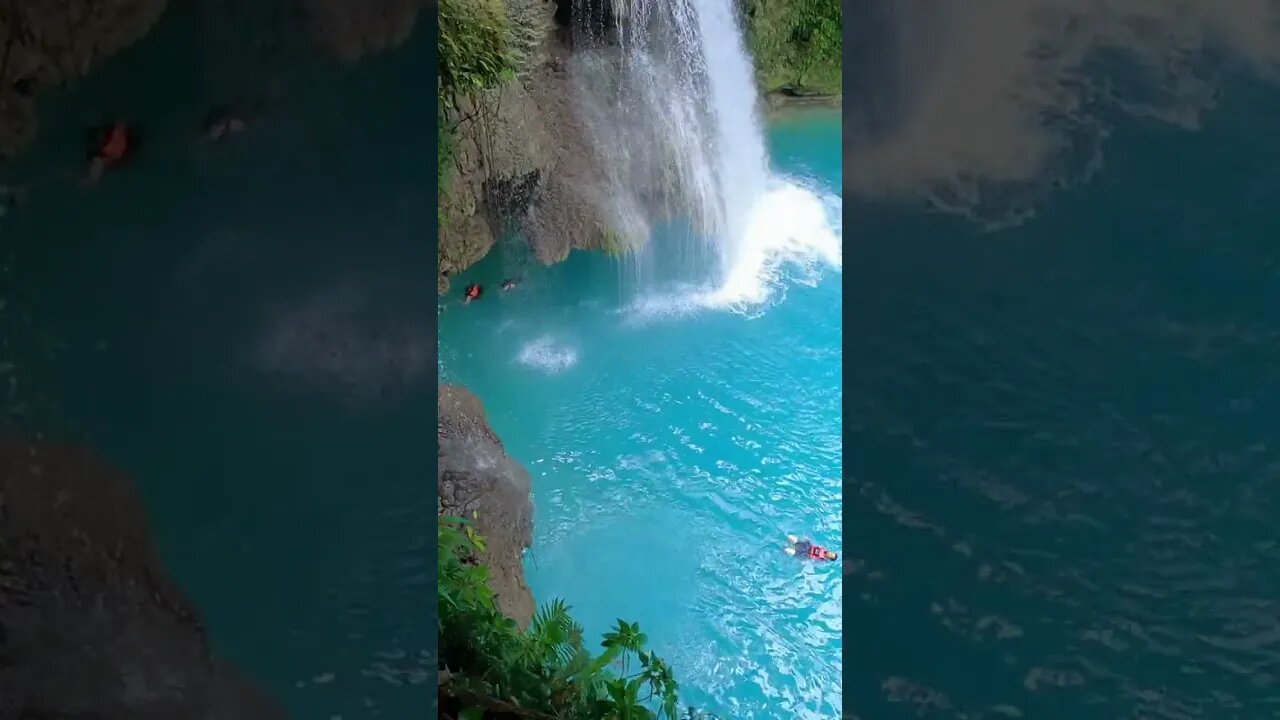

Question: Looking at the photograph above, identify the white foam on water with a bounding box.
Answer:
[516,335,580,374]
[700,178,842,310]
[571,0,842,326]
[619,177,842,324]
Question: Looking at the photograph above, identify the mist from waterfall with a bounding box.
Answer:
[567,0,840,309]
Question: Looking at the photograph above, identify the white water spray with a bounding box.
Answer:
[570,0,841,309]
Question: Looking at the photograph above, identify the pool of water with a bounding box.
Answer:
[0,8,435,716]
[439,110,843,718]
[845,75,1280,718]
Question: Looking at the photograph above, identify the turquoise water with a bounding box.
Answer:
[1,8,434,716]
[846,75,1280,718]
[439,111,843,718]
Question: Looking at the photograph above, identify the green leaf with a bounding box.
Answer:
[438,518,691,719]
[588,645,623,675]
[626,674,646,699]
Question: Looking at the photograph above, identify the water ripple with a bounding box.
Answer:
[848,178,1280,717]
[516,305,842,718]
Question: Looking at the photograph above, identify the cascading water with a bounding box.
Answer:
[685,0,771,271]
[568,0,841,309]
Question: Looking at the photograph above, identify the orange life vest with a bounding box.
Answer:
[100,124,130,163]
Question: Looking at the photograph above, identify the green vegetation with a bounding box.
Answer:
[438,0,517,198]
[743,0,842,97]
[439,91,456,199]
[439,516,717,719]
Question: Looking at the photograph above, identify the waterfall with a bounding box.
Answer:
[569,0,841,308]
[689,0,770,273]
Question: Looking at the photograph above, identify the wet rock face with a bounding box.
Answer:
[0,0,168,159]
[437,385,535,628]
[0,437,284,720]
[294,0,427,63]
[439,71,558,289]
[438,13,614,291]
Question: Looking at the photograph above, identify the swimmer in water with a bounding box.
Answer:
[463,283,483,304]
[204,105,249,142]
[83,122,136,184]
[501,278,519,291]
[784,534,838,561]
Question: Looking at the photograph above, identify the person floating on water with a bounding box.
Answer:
[204,106,247,142]
[785,535,838,561]
[84,122,135,184]
[501,278,519,291]
[463,283,483,304]
[204,103,257,142]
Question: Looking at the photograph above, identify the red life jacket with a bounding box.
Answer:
[808,544,827,560]
[99,123,130,163]
[465,284,480,299]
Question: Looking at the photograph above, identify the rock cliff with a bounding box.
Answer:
[437,384,535,627]
[438,0,614,293]
[0,436,284,719]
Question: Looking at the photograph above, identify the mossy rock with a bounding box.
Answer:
[744,0,842,97]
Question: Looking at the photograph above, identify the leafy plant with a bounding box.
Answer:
[743,0,842,96]
[439,0,515,94]
[439,515,718,719]
[438,0,518,218]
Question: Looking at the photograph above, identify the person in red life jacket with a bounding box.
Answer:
[84,122,136,184]
[784,534,838,561]
[463,283,483,304]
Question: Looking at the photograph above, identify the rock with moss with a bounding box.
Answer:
[744,0,843,99]
[437,0,622,292]
[437,385,535,628]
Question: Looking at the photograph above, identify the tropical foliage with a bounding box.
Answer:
[439,516,718,719]
[438,0,516,196]
[743,0,842,96]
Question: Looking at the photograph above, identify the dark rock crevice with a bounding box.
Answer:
[483,167,542,225]
[552,0,619,47]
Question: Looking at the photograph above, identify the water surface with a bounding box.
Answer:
[439,110,843,719]
[1,9,435,716]
[846,76,1280,719]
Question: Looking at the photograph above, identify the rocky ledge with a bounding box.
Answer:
[0,436,284,719]
[437,384,535,627]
